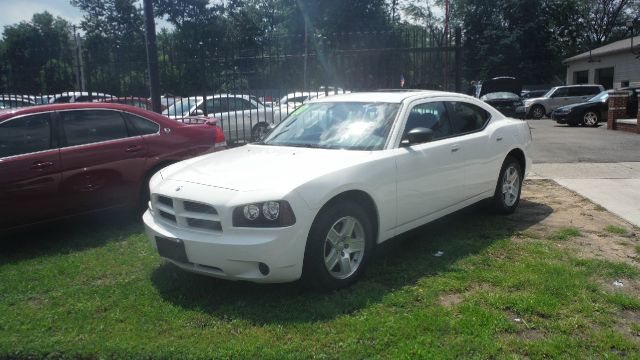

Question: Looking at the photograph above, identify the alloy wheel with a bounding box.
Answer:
[323,216,366,279]
[501,165,520,207]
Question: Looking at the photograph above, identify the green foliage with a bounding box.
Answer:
[549,227,582,241]
[605,225,628,235]
[0,12,74,94]
[1,209,639,358]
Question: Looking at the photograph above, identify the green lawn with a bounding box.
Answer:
[1,207,639,359]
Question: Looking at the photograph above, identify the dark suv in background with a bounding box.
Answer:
[524,84,604,119]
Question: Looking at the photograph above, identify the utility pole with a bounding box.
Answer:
[143,0,161,113]
[303,16,308,90]
[73,26,86,92]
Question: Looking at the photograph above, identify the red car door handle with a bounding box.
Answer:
[31,161,54,170]
[125,145,143,153]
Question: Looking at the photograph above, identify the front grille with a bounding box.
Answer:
[159,210,177,223]
[152,194,222,233]
[184,201,217,214]
[157,195,173,207]
[187,218,222,231]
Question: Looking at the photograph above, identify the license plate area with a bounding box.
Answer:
[156,236,189,263]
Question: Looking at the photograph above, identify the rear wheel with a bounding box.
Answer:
[302,202,374,290]
[582,111,599,127]
[490,156,523,214]
[251,122,271,142]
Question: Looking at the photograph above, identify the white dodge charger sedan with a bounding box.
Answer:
[143,90,532,290]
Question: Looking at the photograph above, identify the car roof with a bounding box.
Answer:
[0,102,171,122]
[310,90,469,103]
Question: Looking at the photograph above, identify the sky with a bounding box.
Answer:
[0,0,83,30]
[0,0,172,34]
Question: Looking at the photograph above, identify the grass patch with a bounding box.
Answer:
[605,225,628,235]
[549,227,581,241]
[0,209,639,358]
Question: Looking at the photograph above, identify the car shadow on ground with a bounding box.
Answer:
[150,199,553,325]
[0,209,143,265]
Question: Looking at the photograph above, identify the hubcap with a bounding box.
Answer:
[323,216,366,279]
[532,107,544,118]
[501,165,520,207]
[584,112,597,126]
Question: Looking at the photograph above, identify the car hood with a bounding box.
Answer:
[479,77,523,97]
[160,144,378,192]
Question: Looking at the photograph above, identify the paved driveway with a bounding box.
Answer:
[527,119,640,226]
[528,119,640,163]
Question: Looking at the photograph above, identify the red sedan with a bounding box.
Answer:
[0,103,225,231]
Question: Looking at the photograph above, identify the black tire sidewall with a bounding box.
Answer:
[492,157,523,214]
[302,202,374,290]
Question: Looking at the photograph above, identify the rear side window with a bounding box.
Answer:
[124,113,160,135]
[446,102,490,134]
[0,113,52,158]
[61,110,128,147]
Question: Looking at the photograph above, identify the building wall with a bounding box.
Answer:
[565,51,640,89]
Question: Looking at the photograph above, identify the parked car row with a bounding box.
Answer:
[2,89,533,291]
[551,86,640,126]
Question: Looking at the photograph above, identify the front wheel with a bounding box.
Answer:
[582,111,599,127]
[530,105,545,119]
[302,202,374,290]
[490,156,523,214]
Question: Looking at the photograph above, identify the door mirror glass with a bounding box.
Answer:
[407,127,434,145]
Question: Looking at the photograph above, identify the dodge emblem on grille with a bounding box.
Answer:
[175,186,183,192]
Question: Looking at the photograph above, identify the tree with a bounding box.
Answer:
[1,12,74,94]
[71,0,147,95]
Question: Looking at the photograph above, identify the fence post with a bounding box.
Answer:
[143,0,161,113]
[454,27,461,93]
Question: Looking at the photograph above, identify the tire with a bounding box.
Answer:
[302,201,374,290]
[251,122,271,141]
[490,156,523,214]
[530,105,545,119]
[582,110,599,127]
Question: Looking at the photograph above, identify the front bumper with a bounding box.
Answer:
[551,111,579,124]
[142,181,313,283]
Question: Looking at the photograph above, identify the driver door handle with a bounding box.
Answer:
[31,161,54,170]
[451,144,460,153]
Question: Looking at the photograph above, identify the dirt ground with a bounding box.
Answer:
[514,179,639,266]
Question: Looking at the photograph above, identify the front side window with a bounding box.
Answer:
[403,102,452,141]
[446,102,490,134]
[262,102,400,150]
[61,110,128,147]
[0,113,51,158]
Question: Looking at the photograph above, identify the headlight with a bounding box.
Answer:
[233,200,296,227]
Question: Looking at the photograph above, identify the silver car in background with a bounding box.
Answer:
[524,84,604,119]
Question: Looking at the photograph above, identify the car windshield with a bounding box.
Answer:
[163,97,199,117]
[543,88,557,98]
[261,102,400,151]
[589,91,608,102]
[480,92,520,100]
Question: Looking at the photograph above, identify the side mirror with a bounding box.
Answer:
[406,127,434,145]
[193,109,205,116]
